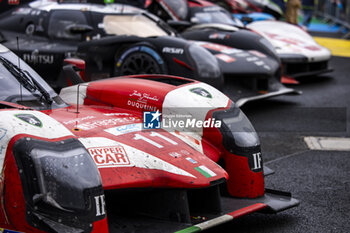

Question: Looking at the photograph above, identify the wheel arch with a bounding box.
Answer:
[113,42,168,76]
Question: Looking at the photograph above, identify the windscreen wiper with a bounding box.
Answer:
[0,56,53,105]
[141,12,175,36]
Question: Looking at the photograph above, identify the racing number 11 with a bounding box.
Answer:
[133,132,178,148]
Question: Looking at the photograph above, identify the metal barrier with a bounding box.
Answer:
[314,0,350,38]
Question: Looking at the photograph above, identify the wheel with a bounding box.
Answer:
[25,23,35,35]
[120,52,161,75]
[114,45,166,76]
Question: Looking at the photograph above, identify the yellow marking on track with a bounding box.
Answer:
[314,37,350,57]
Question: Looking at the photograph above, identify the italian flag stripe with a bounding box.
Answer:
[174,226,201,233]
[227,203,267,218]
[194,165,216,178]
[175,203,267,233]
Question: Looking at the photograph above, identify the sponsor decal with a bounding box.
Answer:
[129,90,159,102]
[103,113,131,117]
[304,45,321,51]
[209,33,229,40]
[162,47,184,54]
[200,43,231,52]
[263,65,271,70]
[63,116,95,125]
[255,61,265,66]
[245,56,270,70]
[77,117,139,130]
[15,114,42,127]
[265,32,301,45]
[127,100,157,111]
[251,152,262,171]
[215,54,236,63]
[169,152,182,158]
[236,52,249,57]
[23,51,54,65]
[195,165,216,178]
[105,123,142,136]
[265,32,320,51]
[143,110,161,129]
[94,195,106,217]
[181,149,190,155]
[190,87,212,98]
[246,57,259,62]
[128,90,159,111]
[0,128,7,140]
[249,50,267,58]
[222,48,241,54]
[186,157,197,164]
[168,149,191,158]
[241,151,263,172]
[88,145,131,168]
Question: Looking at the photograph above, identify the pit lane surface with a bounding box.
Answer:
[209,55,350,232]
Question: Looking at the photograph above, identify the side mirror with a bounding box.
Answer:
[167,20,192,30]
[66,24,93,34]
[56,58,85,90]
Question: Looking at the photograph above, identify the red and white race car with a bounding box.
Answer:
[0,44,298,232]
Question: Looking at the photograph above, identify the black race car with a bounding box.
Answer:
[0,0,297,106]
[0,1,222,89]
[147,0,332,81]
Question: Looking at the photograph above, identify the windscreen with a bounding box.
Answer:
[0,60,38,102]
[0,48,64,109]
[103,14,168,37]
[48,10,88,40]
[192,10,235,25]
[162,0,188,20]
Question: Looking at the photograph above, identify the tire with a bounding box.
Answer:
[25,23,35,36]
[114,45,166,76]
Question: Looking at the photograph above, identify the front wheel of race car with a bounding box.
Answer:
[114,45,167,76]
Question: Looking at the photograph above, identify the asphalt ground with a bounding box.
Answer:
[205,55,350,231]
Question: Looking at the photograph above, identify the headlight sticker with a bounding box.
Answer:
[14,114,43,128]
[190,87,213,98]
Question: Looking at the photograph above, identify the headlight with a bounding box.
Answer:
[188,44,221,79]
[214,104,260,149]
[13,137,104,232]
[212,104,262,172]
